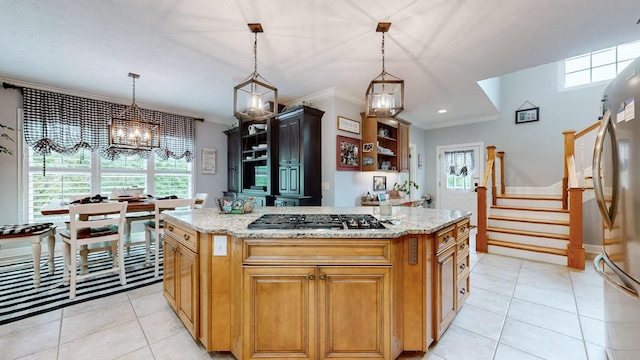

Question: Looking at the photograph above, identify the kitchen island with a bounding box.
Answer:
[162,206,471,360]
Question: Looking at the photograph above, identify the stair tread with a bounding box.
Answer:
[488,239,568,256]
[488,215,569,226]
[487,226,570,240]
[492,205,569,213]
[498,194,562,201]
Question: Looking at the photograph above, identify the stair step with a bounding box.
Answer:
[487,227,569,241]
[488,239,568,257]
[498,194,562,201]
[488,215,569,226]
[492,205,568,213]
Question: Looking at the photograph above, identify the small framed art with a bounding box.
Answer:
[337,116,360,134]
[336,135,361,171]
[373,176,387,191]
[515,107,539,124]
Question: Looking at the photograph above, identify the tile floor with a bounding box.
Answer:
[0,230,612,360]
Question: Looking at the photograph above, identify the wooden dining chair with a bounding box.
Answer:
[144,198,196,277]
[195,192,209,208]
[60,201,127,299]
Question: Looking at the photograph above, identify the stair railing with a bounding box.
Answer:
[562,121,599,270]
[476,145,497,252]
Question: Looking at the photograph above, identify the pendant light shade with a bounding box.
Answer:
[366,22,404,118]
[109,73,160,150]
[234,23,278,121]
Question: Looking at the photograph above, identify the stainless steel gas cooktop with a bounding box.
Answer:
[247,214,386,230]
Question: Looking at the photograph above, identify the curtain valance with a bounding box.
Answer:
[22,87,196,161]
[445,150,475,177]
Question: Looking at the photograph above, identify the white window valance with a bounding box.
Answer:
[445,150,475,177]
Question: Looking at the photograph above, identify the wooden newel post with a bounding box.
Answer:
[487,146,497,206]
[497,151,505,195]
[562,130,576,210]
[476,186,488,252]
[567,188,585,269]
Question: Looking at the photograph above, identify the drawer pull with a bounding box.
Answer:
[308,274,315,280]
[459,263,466,271]
[319,274,326,280]
[167,225,174,232]
[183,234,190,241]
[460,226,468,233]
[460,243,466,250]
[459,288,467,295]
[443,235,453,243]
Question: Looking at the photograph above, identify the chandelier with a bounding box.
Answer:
[233,23,278,121]
[365,22,404,118]
[109,73,160,150]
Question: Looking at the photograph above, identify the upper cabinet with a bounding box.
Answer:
[361,113,410,172]
[224,127,241,194]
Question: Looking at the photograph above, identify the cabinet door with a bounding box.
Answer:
[398,122,409,172]
[178,245,199,339]
[435,245,456,340]
[163,235,178,312]
[278,165,300,195]
[279,119,300,165]
[317,266,391,360]
[243,266,316,360]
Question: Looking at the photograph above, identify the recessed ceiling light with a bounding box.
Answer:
[438,109,447,114]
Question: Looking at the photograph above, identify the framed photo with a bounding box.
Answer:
[373,176,387,191]
[336,135,361,171]
[337,116,360,134]
[201,147,216,174]
[363,142,373,152]
[515,107,539,124]
[377,193,388,201]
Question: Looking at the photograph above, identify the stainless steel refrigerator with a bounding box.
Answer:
[593,56,640,358]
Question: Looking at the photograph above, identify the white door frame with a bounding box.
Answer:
[436,142,484,223]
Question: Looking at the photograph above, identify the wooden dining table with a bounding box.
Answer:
[40,198,202,216]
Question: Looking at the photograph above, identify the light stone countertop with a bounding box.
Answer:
[164,206,471,239]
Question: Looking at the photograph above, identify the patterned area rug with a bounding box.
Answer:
[0,244,162,325]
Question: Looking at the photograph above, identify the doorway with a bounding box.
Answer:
[436,142,483,226]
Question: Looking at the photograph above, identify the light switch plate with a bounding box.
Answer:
[213,236,227,256]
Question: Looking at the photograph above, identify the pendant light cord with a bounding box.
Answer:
[381,31,385,74]
[254,32,258,74]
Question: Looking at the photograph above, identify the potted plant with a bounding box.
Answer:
[392,180,419,198]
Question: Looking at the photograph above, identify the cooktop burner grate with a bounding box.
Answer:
[247,214,386,230]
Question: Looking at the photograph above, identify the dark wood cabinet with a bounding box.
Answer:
[275,106,323,206]
[224,127,241,194]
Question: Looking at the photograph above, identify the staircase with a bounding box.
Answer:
[486,194,570,265]
[476,121,601,269]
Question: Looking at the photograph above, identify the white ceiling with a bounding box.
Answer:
[1,0,639,130]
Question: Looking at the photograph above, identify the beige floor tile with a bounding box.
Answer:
[516,267,573,293]
[0,309,61,337]
[60,298,138,343]
[115,345,155,360]
[470,271,516,297]
[127,281,163,300]
[451,303,505,341]
[429,325,497,360]
[471,262,519,282]
[150,330,215,360]
[500,318,587,360]
[521,259,570,277]
[15,346,58,360]
[58,319,148,360]
[512,283,577,313]
[464,286,512,316]
[62,292,129,318]
[493,344,542,360]
[507,298,582,339]
[478,253,523,270]
[139,306,187,344]
[130,289,173,318]
[584,341,609,360]
[397,351,445,360]
[571,277,606,300]
[574,295,606,321]
[0,320,60,359]
[579,315,607,348]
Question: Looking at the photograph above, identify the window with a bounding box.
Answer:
[444,150,474,191]
[28,147,193,223]
[562,40,640,89]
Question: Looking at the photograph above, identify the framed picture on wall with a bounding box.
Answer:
[336,135,361,171]
[373,176,387,191]
[337,116,360,134]
[202,147,216,174]
[515,107,539,124]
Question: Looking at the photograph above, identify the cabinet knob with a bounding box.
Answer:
[184,234,190,241]
[308,274,315,280]
[459,263,466,271]
[167,226,174,232]
[444,235,452,243]
[459,288,466,295]
[460,243,466,250]
[319,274,326,280]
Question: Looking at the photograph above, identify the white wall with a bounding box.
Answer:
[0,87,21,224]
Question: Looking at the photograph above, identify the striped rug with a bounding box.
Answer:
[0,244,162,325]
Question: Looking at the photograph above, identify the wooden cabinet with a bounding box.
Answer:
[242,266,390,360]
[434,242,456,340]
[275,106,324,205]
[360,114,410,172]
[163,231,199,339]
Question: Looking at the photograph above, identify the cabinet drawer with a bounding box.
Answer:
[457,274,470,309]
[436,225,456,253]
[243,238,392,265]
[456,218,470,240]
[456,236,470,255]
[456,251,470,281]
[165,221,198,253]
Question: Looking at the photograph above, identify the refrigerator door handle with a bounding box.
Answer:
[594,253,639,299]
[592,110,620,230]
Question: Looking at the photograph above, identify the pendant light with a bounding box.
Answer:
[365,22,404,118]
[109,73,160,150]
[233,23,278,121]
